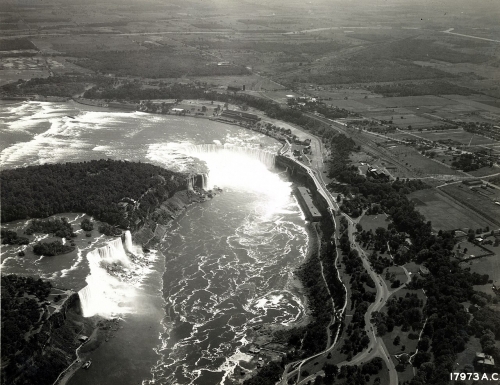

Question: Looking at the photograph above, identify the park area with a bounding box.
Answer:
[359,214,390,232]
[378,288,427,384]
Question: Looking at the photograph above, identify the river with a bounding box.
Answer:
[0,101,309,385]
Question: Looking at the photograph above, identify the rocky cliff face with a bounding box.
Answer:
[134,188,210,247]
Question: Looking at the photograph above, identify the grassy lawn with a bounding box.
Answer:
[379,287,427,381]
[463,253,500,288]
[455,336,482,374]
[359,214,390,233]
[382,266,408,289]
[381,325,418,359]
[404,262,421,275]
[454,240,490,259]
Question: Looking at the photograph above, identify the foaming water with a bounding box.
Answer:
[1,101,307,385]
[149,151,308,384]
[78,248,134,318]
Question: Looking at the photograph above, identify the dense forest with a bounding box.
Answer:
[1,75,88,98]
[1,159,186,228]
[337,217,375,357]
[32,241,74,256]
[26,218,76,238]
[1,275,52,382]
[1,275,86,385]
[1,230,29,245]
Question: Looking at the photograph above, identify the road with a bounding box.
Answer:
[442,28,500,43]
[335,217,406,385]
[275,149,401,384]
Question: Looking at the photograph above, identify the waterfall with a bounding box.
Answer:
[187,174,197,190]
[97,237,131,268]
[78,236,134,317]
[124,230,134,254]
[183,144,276,169]
[201,173,208,190]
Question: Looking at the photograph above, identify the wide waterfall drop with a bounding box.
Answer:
[97,237,131,267]
[78,237,135,317]
[183,144,276,169]
[181,143,281,194]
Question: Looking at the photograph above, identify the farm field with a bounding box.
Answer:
[467,166,500,178]
[383,145,462,178]
[409,129,494,146]
[439,184,500,228]
[409,188,494,231]
[0,57,50,86]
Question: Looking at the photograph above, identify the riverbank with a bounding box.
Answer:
[50,187,219,385]
[236,223,316,383]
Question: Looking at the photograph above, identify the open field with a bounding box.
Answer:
[409,129,494,147]
[382,145,462,178]
[440,184,500,228]
[359,214,390,232]
[463,241,500,289]
[382,266,407,289]
[409,188,494,231]
[454,240,491,259]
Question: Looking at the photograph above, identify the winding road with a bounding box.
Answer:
[276,140,401,384]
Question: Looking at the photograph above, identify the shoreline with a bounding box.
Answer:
[2,99,320,385]
[51,188,215,385]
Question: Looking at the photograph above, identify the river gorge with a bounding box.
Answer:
[0,100,311,385]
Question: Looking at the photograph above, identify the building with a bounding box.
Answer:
[475,352,495,371]
[463,179,483,186]
[295,187,322,222]
[220,109,261,123]
[78,335,89,343]
[367,168,390,181]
